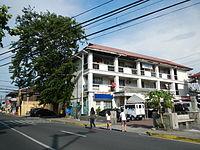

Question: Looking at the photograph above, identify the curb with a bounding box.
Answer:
[146,131,200,144]
[48,119,107,127]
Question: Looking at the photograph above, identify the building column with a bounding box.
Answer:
[171,82,176,94]
[136,61,141,75]
[114,56,119,72]
[88,72,93,92]
[156,80,160,90]
[170,68,175,80]
[114,75,119,92]
[88,51,93,70]
[124,96,127,106]
[88,92,93,114]
[137,78,142,88]
[155,65,159,78]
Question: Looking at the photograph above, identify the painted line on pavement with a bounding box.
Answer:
[61,130,87,137]
[49,119,106,127]
[0,121,56,150]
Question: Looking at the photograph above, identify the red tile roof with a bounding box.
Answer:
[86,43,192,70]
[189,72,200,78]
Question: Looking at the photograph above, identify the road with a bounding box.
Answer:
[0,113,199,150]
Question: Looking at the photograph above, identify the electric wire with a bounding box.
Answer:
[0,54,14,62]
[86,0,164,30]
[0,62,12,67]
[171,51,200,61]
[85,0,191,38]
[89,0,196,40]
[0,0,145,56]
[0,80,11,83]
[77,0,146,26]
[72,0,114,18]
[82,0,149,28]
[0,49,13,56]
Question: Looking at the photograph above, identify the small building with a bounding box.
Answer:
[6,88,43,116]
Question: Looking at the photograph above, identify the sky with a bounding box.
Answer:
[0,0,200,97]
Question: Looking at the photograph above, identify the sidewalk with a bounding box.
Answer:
[47,117,200,144]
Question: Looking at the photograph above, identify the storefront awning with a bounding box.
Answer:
[94,94,113,100]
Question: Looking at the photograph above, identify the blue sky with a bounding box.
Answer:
[0,0,200,97]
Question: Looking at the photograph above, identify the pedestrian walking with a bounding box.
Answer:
[120,108,127,132]
[106,110,112,130]
[89,107,96,129]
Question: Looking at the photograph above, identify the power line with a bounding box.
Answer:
[89,0,196,40]
[0,0,152,56]
[85,0,191,38]
[171,51,200,61]
[0,85,16,88]
[0,62,12,67]
[0,54,14,62]
[77,0,146,26]
[82,0,149,28]
[0,49,14,56]
[0,90,10,93]
[0,1,145,57]
[0,80,11,83]
[86,0,164,30]
[72,0,114,18]
[0,88,17,91]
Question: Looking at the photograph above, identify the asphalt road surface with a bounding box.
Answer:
[0,113,199,150]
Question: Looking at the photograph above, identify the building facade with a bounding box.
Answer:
[188,72,200,109]
[72,43,192,115]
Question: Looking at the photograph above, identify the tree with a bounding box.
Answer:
[0,4,20,47]
[145,90,174,128]
[9,7,86,111]
[0,5,12,47]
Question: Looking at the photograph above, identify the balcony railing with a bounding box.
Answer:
[141,70,156,77]
[118,66,137,75]
[159,73,171,79]
[93,63,114,72]
[92,63,177,80]
[92,84,112,92]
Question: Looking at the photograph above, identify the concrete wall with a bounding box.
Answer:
[21,101,51,116]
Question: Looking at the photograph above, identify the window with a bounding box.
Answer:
[93,77,103,84]
[96,101,100,108]
[119,80,125,86]
[104,101,112,109]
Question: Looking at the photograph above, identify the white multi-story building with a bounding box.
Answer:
[72,43,192,115]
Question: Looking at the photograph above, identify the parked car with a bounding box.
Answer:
[98,108,121,121]
[174,102,191,114]
[30,108,57,117]
[29,108,43,117]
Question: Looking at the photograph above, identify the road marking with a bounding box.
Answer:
[61,130,87,137]
[0,121,56,150]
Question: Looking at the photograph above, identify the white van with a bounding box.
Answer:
[125,103,145,120]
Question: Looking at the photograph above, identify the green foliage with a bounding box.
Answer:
[0,5,12,47]
[9,7,86,106]
[96,107,101,115]
[145,90,174,109]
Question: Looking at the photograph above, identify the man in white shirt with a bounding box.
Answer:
[120,108,127,132]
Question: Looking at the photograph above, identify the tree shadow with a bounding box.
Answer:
[127,124,153,129]
[44,129,96,150]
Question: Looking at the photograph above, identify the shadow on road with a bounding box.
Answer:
[45,129,96,150]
